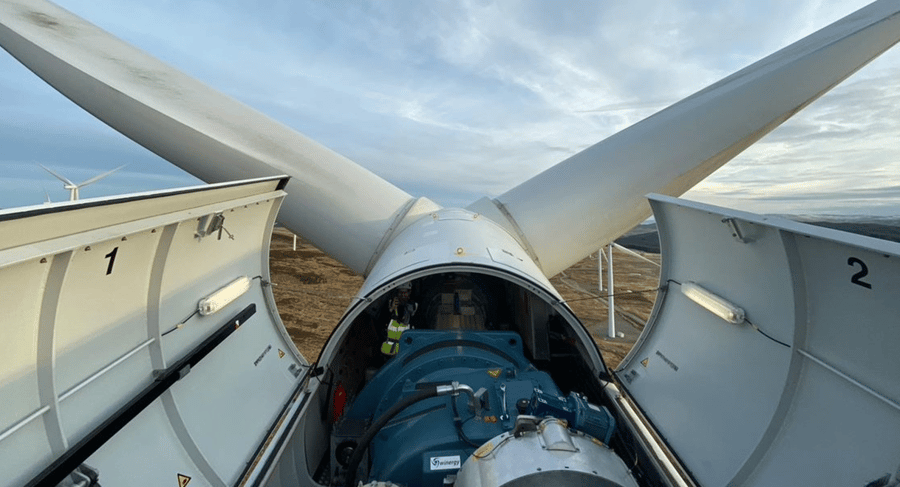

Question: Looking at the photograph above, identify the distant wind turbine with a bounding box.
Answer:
[39,164,126,201]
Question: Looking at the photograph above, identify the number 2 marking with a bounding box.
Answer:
[847,257,872,289]
[105,247,118,275]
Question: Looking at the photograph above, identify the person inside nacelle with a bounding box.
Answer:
[380,282,417,356]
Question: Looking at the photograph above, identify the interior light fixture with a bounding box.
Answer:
[680,281,745,324]
[198,276,251,316]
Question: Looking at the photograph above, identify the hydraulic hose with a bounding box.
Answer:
[343,386,441,487]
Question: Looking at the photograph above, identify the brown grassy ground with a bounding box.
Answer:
[550,250,661,368]
[269,228,660,369]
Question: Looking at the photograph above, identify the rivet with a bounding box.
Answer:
[456,247,464,255]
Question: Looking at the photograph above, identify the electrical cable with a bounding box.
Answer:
[745,319,791,348]
[164,276,266,338]
[274,287,359,301]
[612,426,641,472]
[343,387,442,487]
[161,309,200,336]
[451,396,481,448]
[565,287,662,303]
[669,278,788,347]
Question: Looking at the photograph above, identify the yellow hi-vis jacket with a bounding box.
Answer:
[381,319,409,356]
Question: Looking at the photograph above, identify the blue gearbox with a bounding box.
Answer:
[333,330,617,486]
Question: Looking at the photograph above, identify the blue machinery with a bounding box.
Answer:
[331,331,623,486]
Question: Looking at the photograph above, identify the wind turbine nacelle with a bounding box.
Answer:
[367,208,550,300]
[322,208,605,374]
[4,0,900,485]
[308,209,626,487]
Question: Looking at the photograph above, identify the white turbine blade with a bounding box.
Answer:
[38,163,73,186]
[0,0,435,274]
[77,164,125,188]
[471,1,900,277]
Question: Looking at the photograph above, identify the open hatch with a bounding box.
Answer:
[617,194,900,486]
[0,176,311,487]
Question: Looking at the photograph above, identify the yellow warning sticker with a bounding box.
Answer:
[278,349,285,359]
[177,473,191,487]
[487,368,501,378]
[641,358,649,368]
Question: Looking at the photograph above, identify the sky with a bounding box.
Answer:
[1,0,899,217]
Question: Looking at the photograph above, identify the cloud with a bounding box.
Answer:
[685,57,900,215]
[0,0,897,216]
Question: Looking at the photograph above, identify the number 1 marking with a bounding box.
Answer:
[105,247,118,275]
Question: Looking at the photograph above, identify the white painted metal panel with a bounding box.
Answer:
[84,401,212,486]
[55,231,159,442]
[620,194,900,486]
[0,260,56,485]
[0,259,48,430]
[361,209,555,301]
[0,177,309,487]
[156,198,281,366]
[167,286,306,484]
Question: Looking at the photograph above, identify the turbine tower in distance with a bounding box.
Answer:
[39,164,126,201]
